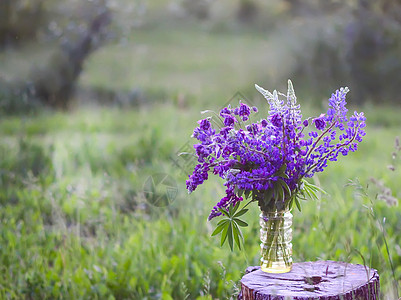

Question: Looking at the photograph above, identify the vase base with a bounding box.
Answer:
[261,263,292,274]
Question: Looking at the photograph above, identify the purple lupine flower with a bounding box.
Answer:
[261,119,268,127]
[219,126,232,139]
[271,113,282,127]
[186,163,210,193]
[187,82,366,220]
[223,114,236,127]
[313,114,326,130]
[239,103,251,121]
[198,118,211,130]
[208,185,243,220]
[325,87,349,123]
[220,107,231,116]
[309,131,319,138]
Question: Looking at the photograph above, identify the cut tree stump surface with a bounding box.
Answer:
[238,261,380,300]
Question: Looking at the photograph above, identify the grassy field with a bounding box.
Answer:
[1,9,401,300]
[1,103,400,299]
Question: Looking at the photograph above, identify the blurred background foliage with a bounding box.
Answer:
[1,0,401,110]
[0,0,401,299]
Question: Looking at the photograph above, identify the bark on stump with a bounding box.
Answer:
[238,261,379,300]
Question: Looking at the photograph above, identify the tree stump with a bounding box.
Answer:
[238,261,380,300]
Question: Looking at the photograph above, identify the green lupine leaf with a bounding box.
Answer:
[289,197,294,210]
[276,183,284,201]
[233,208,248,218]
[302,183,314,199]
[264,188,273,203]
[231,202,240,215]
[234,222,245,242]
[295,197,302,212]
[217,218,228,226]
[232,222,241,250]
[277,163,287,176]
[281,173,289,179]
[227,223,234,251]
[306,184,319,192]
[309,191,318,201]
[276,165,289,178]
[304,186,318,201]
[306,182,326,193]
[211,220,229,236]
[228,204,234,216]
[237,189,244,197]
[218,207,230,218]
[258,189,273,212]
[278,179,291,197]
[233,218,248,227]
[297,192,307,201]
[272,184,279,200]
[244,190,251,199]
[220,222,229,247]
[301,179,326,201]
[215,202,252,250]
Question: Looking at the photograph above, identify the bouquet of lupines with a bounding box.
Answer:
[186,80,366,258]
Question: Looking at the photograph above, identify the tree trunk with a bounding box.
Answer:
[238,261,380,300]
[30,8,111,108]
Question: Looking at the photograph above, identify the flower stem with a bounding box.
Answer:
[260,210,292,273]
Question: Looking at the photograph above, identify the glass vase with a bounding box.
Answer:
[260,210,293,273]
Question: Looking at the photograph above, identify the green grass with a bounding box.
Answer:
[0,105,245,299]
[0,102,400,299]
[79,25,274,103]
